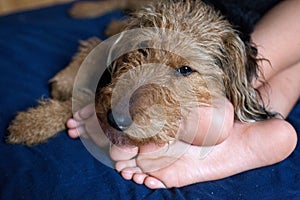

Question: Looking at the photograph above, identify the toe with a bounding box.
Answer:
[110,145,138,161]
[144,176,166,189]
[133,173,148,184]
[121,170,134,180]
[120,167,142,180]
[115,159,137,172]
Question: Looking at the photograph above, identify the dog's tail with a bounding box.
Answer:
[7,99,72,146]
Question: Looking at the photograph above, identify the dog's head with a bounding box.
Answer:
[95,0,272,146]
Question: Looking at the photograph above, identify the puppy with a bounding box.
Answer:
[7,0,274,146]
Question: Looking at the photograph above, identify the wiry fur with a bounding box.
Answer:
[7,100,72,145]
[7,38,101,145]
[7,0,273,146]
[95,0,274,146]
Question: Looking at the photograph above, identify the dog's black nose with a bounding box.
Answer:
[107,109,132,131]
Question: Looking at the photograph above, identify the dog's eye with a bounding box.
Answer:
[176,66,195,76]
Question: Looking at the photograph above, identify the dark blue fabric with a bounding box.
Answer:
[203,0,281,41]
[0,2,299,199]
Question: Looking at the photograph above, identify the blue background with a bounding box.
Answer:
[0,1,299,199]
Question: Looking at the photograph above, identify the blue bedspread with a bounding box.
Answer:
[0,2,299,199]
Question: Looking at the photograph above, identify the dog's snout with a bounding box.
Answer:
[107,109,132,131]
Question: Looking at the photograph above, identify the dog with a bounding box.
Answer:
[7,0,274,146]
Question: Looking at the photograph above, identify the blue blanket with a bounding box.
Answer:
[0,2,299,199]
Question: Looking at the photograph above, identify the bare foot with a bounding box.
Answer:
[67,105,296,189]
[179,98,234,146]
[114,119,297,189]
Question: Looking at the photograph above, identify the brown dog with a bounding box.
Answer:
[7,0,274,146]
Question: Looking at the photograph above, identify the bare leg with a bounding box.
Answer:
[252,0,300,115]
[259,62,300,118]
[252,0,300,87]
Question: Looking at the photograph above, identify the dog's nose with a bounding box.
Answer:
[107,109,132,131]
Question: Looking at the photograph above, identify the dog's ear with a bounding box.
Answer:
[220,34,271,122]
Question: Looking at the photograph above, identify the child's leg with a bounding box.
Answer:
[252,0,300,87]
[259,62,300,118]
[251,0,300,117]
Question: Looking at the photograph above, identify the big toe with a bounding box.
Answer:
[144,176,166,189]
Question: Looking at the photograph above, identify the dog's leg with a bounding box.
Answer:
[7,38,101,146]
[50,37,101,100]
[7,100,72,146]
[7,37,101,145]
[69,0,150,19]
